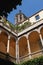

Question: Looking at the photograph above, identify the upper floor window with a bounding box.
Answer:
[35,15,40,20]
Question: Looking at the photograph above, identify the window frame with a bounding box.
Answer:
[35,15,40,20]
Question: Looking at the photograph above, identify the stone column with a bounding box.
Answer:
[16,38,19,63]
[39,34,43,46]
[26,35,31,59]
[7,35,10,53]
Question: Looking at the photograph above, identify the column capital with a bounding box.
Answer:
[39,33,43,46]
[35,29,40,33]
[8,35,11,40]
[24,34,28,40]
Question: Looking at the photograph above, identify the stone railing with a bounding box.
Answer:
[0,51,16,63]
[19,49,43,62]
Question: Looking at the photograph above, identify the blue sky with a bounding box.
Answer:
[7,0,43,24]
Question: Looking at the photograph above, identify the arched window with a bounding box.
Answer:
[28,31,42,53]
[0,31,8,53]
[9,37,16,57]
[18,36,28,57]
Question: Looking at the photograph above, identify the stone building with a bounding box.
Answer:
[0,9,43,63]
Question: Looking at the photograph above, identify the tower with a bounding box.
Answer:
[15,10,27,24]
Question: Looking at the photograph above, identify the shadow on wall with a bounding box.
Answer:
[0,58,16,65]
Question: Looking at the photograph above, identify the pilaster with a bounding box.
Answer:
[16,38,19,63]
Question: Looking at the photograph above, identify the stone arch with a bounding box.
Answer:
[28,31,42,53]
[40,27,43,39]
[9,37,16,57]
[18,36,28,57]
[0,31,8,53]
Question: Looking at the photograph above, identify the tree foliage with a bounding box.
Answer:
[20,56,43,65]
[0,0,22,17]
